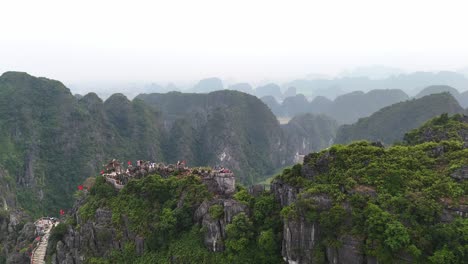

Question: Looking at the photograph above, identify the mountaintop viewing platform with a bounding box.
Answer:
[101,159,236,196]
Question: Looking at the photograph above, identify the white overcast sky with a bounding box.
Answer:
[1,0,468,84]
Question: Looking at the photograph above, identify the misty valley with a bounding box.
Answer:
[0,71,466,264]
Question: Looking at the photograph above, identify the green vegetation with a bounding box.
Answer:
[335,93,464,145]
[262,89,410,124]
[276,136,467,263]
[0,72,293,216]
[47,223,67,256]
[404,113,468,145]
[69,172,283,263]
[137,90,286,185]
[208,204,224,220]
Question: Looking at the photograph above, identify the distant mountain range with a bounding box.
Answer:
[262,85,468,125]
[262,89,410,124]
[1,71,467,218]
[285,71,468,99]
[338,65,406,79]
[69,70,468,102]
[335,93,465,145]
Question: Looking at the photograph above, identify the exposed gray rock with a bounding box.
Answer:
[282,218,319,264]
[450,166,468,181]
[326,235,365,264]
[202,213,224,252]
[271,180,301,207]
[201,173,236,197]
[0,210,34,263]
[302,152,333,180]
[195,199,247,252]
[441,201,468,222]
[135,236,144,255]
[52,207,140,263]
[248,184,265,197]
[370,141,385,148]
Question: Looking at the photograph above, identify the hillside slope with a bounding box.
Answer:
[282,114,338,157]
[262,89,409,124]
[136,91,287,183]
[49,115,468,264]
[335,93,464,145]
[272,138,467,263]
[0,167,35,263]
[0,72,168,215]
[0,73,314,216]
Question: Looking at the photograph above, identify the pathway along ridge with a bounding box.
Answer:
[31,218,59,264]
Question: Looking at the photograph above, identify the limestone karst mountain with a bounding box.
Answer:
[415,85,468,108]
[335,93,465,145]
[262,89,409,124]
[415,85,460,99]
[282,113,338,157]
[285,71,468,98]
[136,90,288,183]
[255,83,282,99]
[227,83,254,95]
[403,113,468,145]
[191,77,224,93]
[259,95,283,116]
[47,114,467,264]
[0,167,35,263]
[1,72,327,216]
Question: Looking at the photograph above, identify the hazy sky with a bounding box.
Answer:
[1,0,468,84]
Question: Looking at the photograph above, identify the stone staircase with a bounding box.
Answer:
[31,220,57,264]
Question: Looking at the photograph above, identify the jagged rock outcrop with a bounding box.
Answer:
[0,72,297,217]
[325,235,367,264]
[282,114,338,161]
[273,176,370,264]
[194,199,248,252]
[0,167,35,263]
[270,180,301,207]
[201,173,236,197]
[1,217,35,264]
[404,114,468,145]
[51,171,245,262]
[440,197,468,222]
[136,90,289,184]
[450,165,468,181]
[282,218,318,263]
[273,140,467,264]
[280,194,335,264]
[50,208,140,263]
[52,199,247,262]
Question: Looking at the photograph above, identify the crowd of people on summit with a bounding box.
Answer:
[100,159,233,188]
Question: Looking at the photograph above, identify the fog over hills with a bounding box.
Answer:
[68,69,468,103]
[338,65,406,79]
[2,0,468,262]
[262,89,410,124]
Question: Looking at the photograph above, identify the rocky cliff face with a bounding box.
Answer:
[136,90,290,184]
[50,172,243,263]
[0,72,296,216]
[272,178,370,264]
[0,210,35,264]
[194,199,248,252]
[282,114,338,162]
[271,141,467,264]
[50,208,146,264]
[0,168,35,264]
